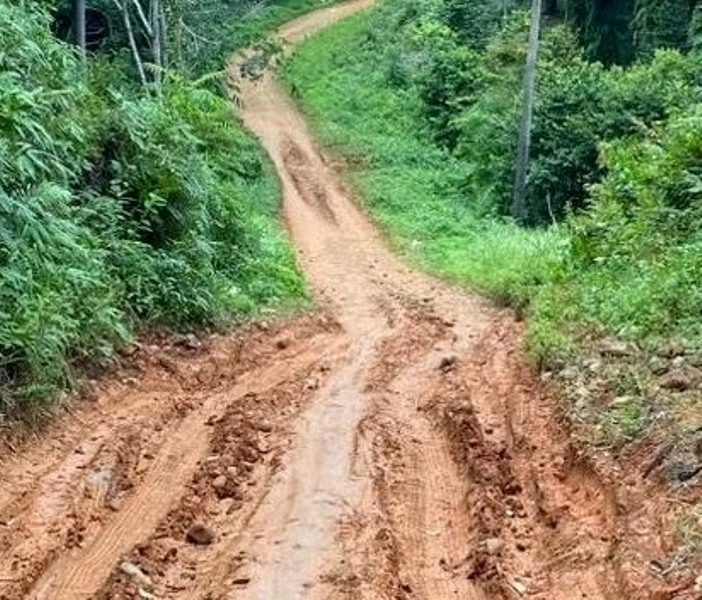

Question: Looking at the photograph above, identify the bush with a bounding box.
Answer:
[544,107,702,344]
[0,1,305,413]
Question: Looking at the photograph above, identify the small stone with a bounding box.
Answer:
[611,396,633,406]
[598,338,635,357]
[186,524,216,546]
[659,340,686,359]
[119,561,152,587]
[107,498,123,512]
[510,580,528,595]
[485,537,504,555]
[226,466,240,479]
[672,356,686,368]
[695,574,702,593]
[584,358,602,374]
[120,344,140,358]
[183,334,201,350]
[559,366,579,382]
[659,367,702,391]
[212,475,227,490]
[256,420,274,433]
[648,357,669,376]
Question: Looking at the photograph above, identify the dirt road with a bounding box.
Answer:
[0,2,686,599]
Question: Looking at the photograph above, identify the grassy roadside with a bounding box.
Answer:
[281,3,702,457]
[280,10,567,348]
[281,12,565,300]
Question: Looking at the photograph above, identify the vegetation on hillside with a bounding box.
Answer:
[0,0,338,415]
[284,0,702,443]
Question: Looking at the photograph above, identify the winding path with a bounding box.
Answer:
[0,3,637,598]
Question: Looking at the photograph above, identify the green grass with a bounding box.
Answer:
[282,9,566,337]
[281,0,702,454]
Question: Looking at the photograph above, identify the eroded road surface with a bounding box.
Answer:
[0,2,678,599]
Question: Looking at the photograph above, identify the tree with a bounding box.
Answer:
[511,0,542,223]
[72,0,86,54]
[633,0,697,56]
[110,0,166,88]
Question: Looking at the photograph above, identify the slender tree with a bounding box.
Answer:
[110,0,166,89]
[511,0,542,223]
[73,0,86,54]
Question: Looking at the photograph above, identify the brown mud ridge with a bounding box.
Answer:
[0,1,699,598]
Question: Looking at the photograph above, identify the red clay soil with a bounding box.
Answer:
[0,1,697,598]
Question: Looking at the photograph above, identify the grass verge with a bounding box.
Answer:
[281,10,566,338]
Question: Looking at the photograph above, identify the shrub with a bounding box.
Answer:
[0,1,304,414]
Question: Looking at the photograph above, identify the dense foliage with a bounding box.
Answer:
[283,0,702,366]
[0,0,313,413]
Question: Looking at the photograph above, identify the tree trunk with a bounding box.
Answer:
[73,0,87,55]
[151,0,163,89]
[113,0,148,86]
[511,0,542,224]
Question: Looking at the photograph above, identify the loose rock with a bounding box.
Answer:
[186,524,216,546]
[256,419,274,433]
[119,561,153,587]
[510,580,528,595]
[212,475,227,490]
[659,367,702,391]
[659,340,685,359]
[648,357,669,376]
[485,537,504,555]
[598,338,635,357]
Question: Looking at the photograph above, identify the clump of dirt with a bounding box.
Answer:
[363,300,450,392]
[99,358,332,598]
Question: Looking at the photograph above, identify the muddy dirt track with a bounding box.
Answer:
[0,2,694,599]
